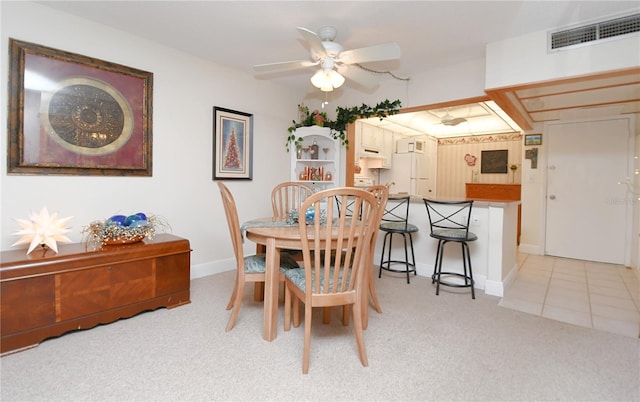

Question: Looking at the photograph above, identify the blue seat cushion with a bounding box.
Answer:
[284,267,350,292]
[380,222,419,233]
[244,253,299,274]
[431,229,477,241]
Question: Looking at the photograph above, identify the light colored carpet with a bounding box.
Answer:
[1,269,638,401]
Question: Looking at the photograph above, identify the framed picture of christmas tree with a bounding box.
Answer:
[213,107,253,180]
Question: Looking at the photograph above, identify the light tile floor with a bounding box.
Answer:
[499,253,640,338]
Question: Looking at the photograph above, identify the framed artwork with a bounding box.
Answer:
[481,149,508,173]
[524,134,542,146]
[213,107,253,180]
[7,39,153,176]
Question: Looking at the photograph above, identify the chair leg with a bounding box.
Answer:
[463,242,476,299]
[378,232,389,278]
[293,295,301,328]
[284,283,291,331]
[402,233,411,284]
[435,240,446,296]
[253,282,264,301]
[225,280,245,332]
[432,239,441,284]
[352,301,369,368]
[408,233,417,276]
[323,307,332,324]
[226,273,239,310]
[368,265,383,314]
[342,305,350,326]
[302,303,313,374]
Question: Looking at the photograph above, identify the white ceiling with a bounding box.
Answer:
[360,101,522,138]
[37,1,640,137]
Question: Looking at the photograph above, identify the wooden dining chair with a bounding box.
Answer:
[327,185,388,329]
[271,181,314,220]
[217,182,298,332]
[283,187,379,374]
[364,185,389,319]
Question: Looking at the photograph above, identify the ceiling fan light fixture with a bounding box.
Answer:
[311,68,344,91]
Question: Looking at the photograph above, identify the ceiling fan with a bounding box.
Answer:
[440,108,468,126]
[253,26,401,91]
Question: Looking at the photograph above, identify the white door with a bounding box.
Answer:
[545,118,631,264]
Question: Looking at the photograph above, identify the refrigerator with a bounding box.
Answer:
[380,151,431,196]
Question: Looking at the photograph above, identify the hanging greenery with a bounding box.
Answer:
[286,99,402,151]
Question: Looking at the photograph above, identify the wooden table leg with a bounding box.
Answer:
[263,238,280,341]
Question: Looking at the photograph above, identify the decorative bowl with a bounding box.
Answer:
[82,214,170,246]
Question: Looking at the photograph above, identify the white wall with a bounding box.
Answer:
[485,20,640,267]
[0,2,299,278]
[306,57,488,117]
[485,21,640,89]
[436,134,523,199]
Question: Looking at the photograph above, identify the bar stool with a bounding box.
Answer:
[378,195,418,284]
[423,199,477,299]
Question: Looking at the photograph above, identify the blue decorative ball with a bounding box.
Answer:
[305,207,315,224]
[107,215,127,226]
[124,214,142,227]
[130,219,149,228]
[135,212,147,221]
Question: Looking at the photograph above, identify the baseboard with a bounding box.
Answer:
[518,243,542,255]
[484,280,503,297]
[191,258,234,280]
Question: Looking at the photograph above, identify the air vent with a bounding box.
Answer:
[550,13,640,50]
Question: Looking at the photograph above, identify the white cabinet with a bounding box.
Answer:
[290,126,340,192]
[381,129,394,169]
[355,121,389,168]
[360,124,382,151]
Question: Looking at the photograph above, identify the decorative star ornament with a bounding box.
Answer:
[12,207,73,255]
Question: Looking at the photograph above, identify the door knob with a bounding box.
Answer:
[549,195,556,200]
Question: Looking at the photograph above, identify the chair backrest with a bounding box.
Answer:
[381,195,411,227]
[423,199,474,237]
[217,182,245,269]
[271,182,314,220]
[298,187,379,298]
[337,185,389,222]
[366,185,390,242]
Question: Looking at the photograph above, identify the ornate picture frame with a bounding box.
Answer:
[7,39,153,176]
[524,134,542,146]
[213,107,253,180]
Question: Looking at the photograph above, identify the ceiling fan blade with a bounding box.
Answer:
[253,60,317,73]
[297,27,328,59]
[442,117,467,126]
[338,42,401,64]
[337,65,379,89]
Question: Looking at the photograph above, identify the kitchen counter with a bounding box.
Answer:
[373,196,518,297]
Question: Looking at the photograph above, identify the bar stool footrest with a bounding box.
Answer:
[431,272,474,288]
[380,260,416,274]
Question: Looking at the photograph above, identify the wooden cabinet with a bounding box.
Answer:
[0,234,191,355]
[291,126,341,191]
[465,183,521,244]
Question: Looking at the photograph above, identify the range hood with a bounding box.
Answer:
[360,148,385,159]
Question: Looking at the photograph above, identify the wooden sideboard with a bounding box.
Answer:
[465,183,521,244]
[0,234,191,355]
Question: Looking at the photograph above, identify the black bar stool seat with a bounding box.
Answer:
[378,195,418,284]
